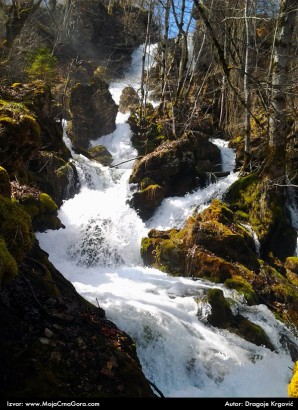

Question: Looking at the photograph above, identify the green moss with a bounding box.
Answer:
[21,114,41,135]
[225,276,258,305]
[26,46,58,85]
[0,99,30,113]
[129,104,170,156]
[200,199,234,224]
[0,116,17,125]
[39,193,58,213]
[285,257,298,274]
[225,173,295,257]
[234,210,249,221]
[233,316,274,350]
[207,288,234,328]
[155,239,186,275]
[140,177,156,190]
[271,283,297,304]
[0,236,18,284]
[0,166,11,198]
[0,196,34,264]
[140,184,162,198]
[20,192,61,232]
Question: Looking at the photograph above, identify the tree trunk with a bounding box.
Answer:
[267,0,297,180]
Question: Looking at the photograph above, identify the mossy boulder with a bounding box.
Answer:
[88,145,113,166]
[0,243,156,398]
[28,152,79,207]
[130,183,166,220]
[129,133,221,220]
[285,257,298,288]
[206,288,234,327]
[206,289,274,350]
[224,276,259,305]
[224,174,297,259]
[0,195,34,264]
[141,200,259,277]
[285,257,298,274]
[141,198,298,331]
[0,166,11,198]
[252,263,298,327]
[128,104,168,156]
[288,361,298,398]
[0,98,41,173]
[184,200,260,271]
[141,228,187,274]
[232,315,275,350]
[11,183,63,232]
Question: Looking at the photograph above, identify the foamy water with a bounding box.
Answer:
[37,45,296,398]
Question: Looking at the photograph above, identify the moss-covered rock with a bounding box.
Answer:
[141,198,298,331]
[130,183,166,220]
[28,152,79,207]
[206,288,234,327]
[184,200,260,271]
[0,243,156,398]
[0,195,34,264]
[232,315,275,350]
[206,289,274,350]
[11,183,63,232]
[224,276,259,305]
[88,145,113,166]
[0,98,41,173]
[288,361,298,398]
[0,166,11,198]
[0,237,18,285]
[129,133,221,219]
[0,83,73,205]
[224,174,297,259]
[285,257,298,274]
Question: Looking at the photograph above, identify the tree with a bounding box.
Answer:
[4,0,43,52]
[26,46,58,85]
[267,0,298,181]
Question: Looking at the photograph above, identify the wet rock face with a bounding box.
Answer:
[129,133,221,220]
[88,145,113,166]
[119,86,140,114]
[0,243,156,398]
[206,289,274,350]
[64,1,155,76]
[68,80,118,150]
[0,83,75,205]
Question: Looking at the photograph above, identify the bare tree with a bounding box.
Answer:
[4,0,43,51]
[267,0,297,180]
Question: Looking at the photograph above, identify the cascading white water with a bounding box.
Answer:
[37,45,297,398]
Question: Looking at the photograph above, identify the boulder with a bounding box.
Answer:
[119,86,140,113]
[68,79,118,149]
[129,133,221,219]
[88,145,113,166]
[0,242,156,398]
[206,288,274,350]
[11,182,64,232]
[28,152,79,207]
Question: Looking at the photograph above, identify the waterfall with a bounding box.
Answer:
[36,45,297,398]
